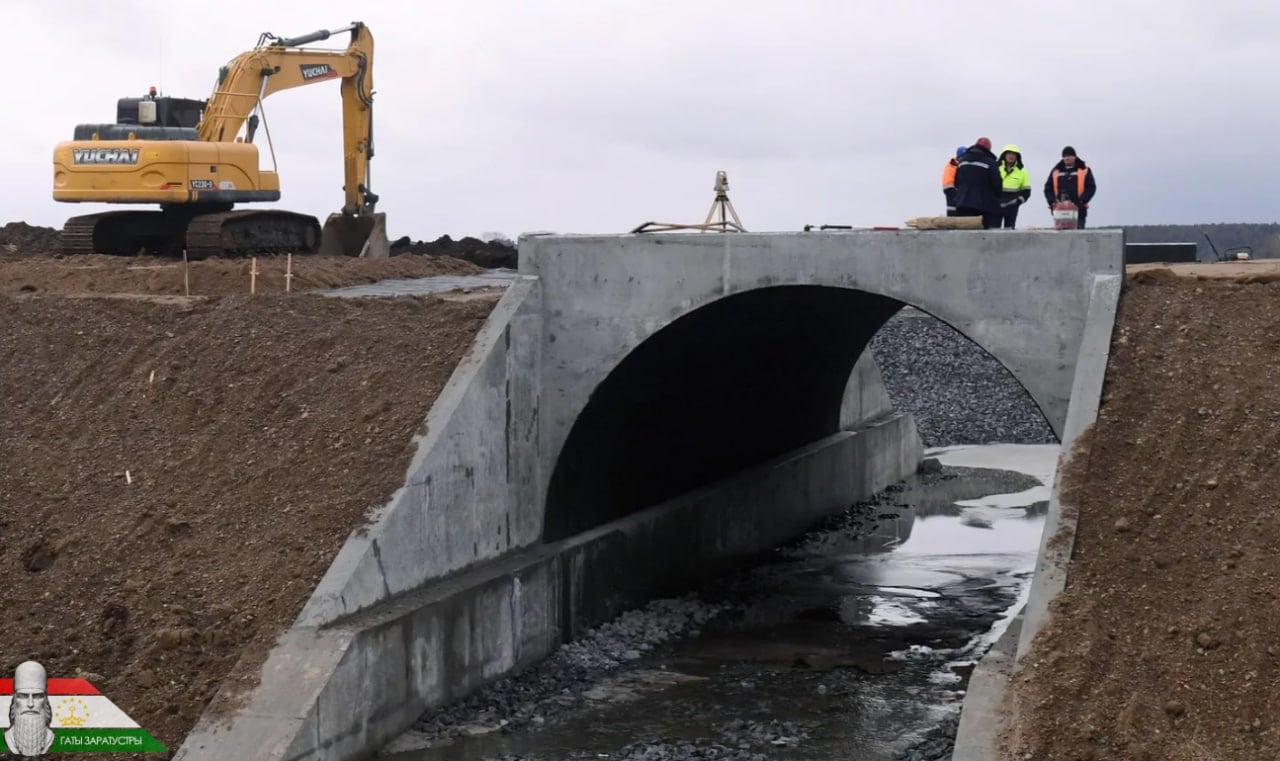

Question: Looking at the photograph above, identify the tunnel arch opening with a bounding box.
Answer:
[542,284,1056,542]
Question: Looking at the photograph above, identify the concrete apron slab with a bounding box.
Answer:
[951,273,1122,761]
[175,414,921,761]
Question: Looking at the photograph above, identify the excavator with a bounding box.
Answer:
[51,21,388,259]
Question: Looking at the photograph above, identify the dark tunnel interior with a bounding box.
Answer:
[542,285,905,542]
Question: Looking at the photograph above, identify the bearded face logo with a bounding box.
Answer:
[5,661,55,757]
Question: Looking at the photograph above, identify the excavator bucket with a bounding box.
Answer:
[319,212,390,258]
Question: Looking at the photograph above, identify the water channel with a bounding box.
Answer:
[382,443,1057,761]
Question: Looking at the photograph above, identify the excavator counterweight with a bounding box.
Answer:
[51,22,388,260]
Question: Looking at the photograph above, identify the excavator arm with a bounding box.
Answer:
[198,22,377,216]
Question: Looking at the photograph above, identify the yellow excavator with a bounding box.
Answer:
[51,21,388,259]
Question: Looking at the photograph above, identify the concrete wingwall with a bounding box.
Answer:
[951,272,1123,761]
[176,275,550,760]
[296,275,546,628]
[176,244,931,761]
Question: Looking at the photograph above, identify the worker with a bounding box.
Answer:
[997,144,1032,228]
[952,137,1003,229]
[1043,146,1097,229]
[942,146,965,216]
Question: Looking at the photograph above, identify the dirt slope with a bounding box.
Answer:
[0,252,482,297]
[0,291,495,756]
[1000,269,1280,760]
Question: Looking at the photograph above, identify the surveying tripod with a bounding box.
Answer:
[631,171,747,233]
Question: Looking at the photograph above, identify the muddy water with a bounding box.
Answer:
[393,444,1057,761]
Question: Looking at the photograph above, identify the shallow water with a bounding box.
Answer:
[391,443,1058,760]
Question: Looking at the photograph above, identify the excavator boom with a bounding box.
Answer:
[51,21,388,259]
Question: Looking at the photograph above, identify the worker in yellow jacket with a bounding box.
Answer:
[997,144,1032,229]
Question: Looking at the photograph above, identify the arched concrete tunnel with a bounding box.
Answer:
[543,285,905,542]
[543,284,1056,542]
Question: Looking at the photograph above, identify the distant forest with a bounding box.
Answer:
[1106,223,1280,260]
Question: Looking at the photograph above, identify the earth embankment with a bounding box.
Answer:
[0,279,497,755]
[1001,265,1280,760]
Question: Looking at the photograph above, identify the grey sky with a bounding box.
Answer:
[9,0,1280,240]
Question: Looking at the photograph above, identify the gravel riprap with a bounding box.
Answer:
[892,713,959,761]
[869,308,1059,447]
[407,596,729,744]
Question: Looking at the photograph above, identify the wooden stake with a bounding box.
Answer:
[183,249,190,296]
[250,257,258,295]
[286,253,293,293]
[125,470,132,485]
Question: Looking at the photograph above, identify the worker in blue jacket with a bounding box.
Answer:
[952,138,1003,229]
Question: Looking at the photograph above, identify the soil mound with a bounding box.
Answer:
[389,234,518,269]
[0,221,62,252]
[0,291,495,755]
[1000,276,1280,760]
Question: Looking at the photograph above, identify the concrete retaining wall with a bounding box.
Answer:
[841,350,895,428]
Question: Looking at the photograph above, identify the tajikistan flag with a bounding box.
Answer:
[0,678,166,753]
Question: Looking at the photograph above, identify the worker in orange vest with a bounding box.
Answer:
[1043,146,1097,228]
[942,146,965,216]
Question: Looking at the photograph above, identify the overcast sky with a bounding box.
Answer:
[9,0,1280,240]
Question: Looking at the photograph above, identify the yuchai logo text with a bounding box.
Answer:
[72,148,139,165]
[300,64,334,80]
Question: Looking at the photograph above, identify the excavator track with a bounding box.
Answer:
[183,210,322,260]
[60,211,180,256]
[60,209,322,259]
[59,213,113,255]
